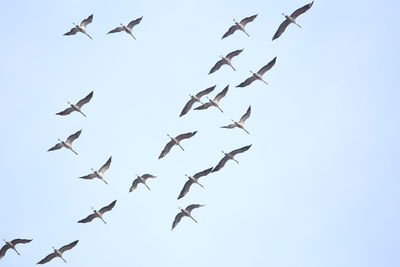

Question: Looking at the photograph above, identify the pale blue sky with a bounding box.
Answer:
[1,0,400,266]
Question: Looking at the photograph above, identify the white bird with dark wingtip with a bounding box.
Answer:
[209,49,243,74]
[129,174,157,192]
[78,200,117,225]
[171,204,205,231]
[107,16,143,39]
[47,130,82,155]
[178,167,213,200]
[180,85,216,117]
[222,14,257,39]
[56,91,93,117]
[236,57,277,88]
[64,14,93,39]
[158,131,197,159]
[194,85,229,113]
[221,105,251,134]
[272,2,314,41]
[37,240,79,264]
[79,156,112,184]
[212,145,252,173]
[0,239,32,259]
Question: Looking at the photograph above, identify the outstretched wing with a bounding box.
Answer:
[59,240,79,253]
[80,14,93,28]
[37,252,57,264]
[230,145,252,156]
[222,25,238,39]
[240,14,258,26]
[209,59,225,74]
[196,85,216,97]
[214,85,229,102]
[56,107,74,116]
[221,123,236,129]
[78,213,97,223]
[11,239,32,245]
[239,106,251,123]
[158,140,175,159]
[66,130,82,145]
[291,1,314,19]
[193,167,213,179]
[99,200,117,215]
[236,75,257,88]
[212,155,229,172]
[225,49,243,60]
[75,91,93,108]
[178,180,193,200]
[194,102,213,110]
[98,156,112,174]
[129,178,142,192]
[0,244,11,259]
[272,19,290,41]
[47,143,63,152]
[179,98,197,117]
[64,27,79,36]
[257,57,277,75]
[186,204,204,212]
[171,212,185,230]
[79,173,97,180]
[108,26,124,34]
[176,131,197,141]
[142,174,156,180]
[127,16,143,29]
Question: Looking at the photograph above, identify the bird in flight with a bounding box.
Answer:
[180,85,216,117]
[212,145,252,172]
[47,130,82,155]
[194,85,229,113]
[222,14,258,39]
[56,91,93,117]
[78,200,117,224]
[37,240,79,264]
[129,174,157,192]
[64,14,93,39]
[209,49,243,74]
[236,57,277,88]
[107,16,143,39]
[178,168,213,200]
[221,105,251,134]
[79,156,112,184]
[171,204,205,230]
[0,238,32,259]
[158,131,198,159]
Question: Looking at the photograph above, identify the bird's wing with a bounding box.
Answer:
[98,156,112,174]
[107,26,124,34]
[209,59,225,74]
[129,178,142,191]
[179,98,197,117]
[225,49,243,60]
[141,174,156,180]
[66,130,81,145]
[79,173,97,180]
[257,57,277,75]
[272,19,291,41]
[193,167,213,179]
[221,123,236,129]
[37,252,57,264]
[239,106,251,123]
[196,85,216,97]
[99,200,117,215]
[80,14,93,28]
[127,16,143,29]
[77,213,97,223]
[59,240,79,253]
[240,14,258,26]
[176,131,197,141]
[158,140,175,159]
[56,107,74,116]
[178,180,193,200]
[171,212,185,230]
[0,244,11,259]
[230,144,252,155]
[47,143,63,152]
[222,25,238,39]
[291,1,314,19]
[75,91,93,108]
[11,239,32,245]
[212,156,229,172]
[186,204,204,212]
[194,102,212,110]
[64,27,79,36]
[236,75,257,88]
[214,85,229,101]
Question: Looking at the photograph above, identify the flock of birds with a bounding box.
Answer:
[1,1,314,264]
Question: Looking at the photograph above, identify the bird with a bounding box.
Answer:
[236,57,277,88]
[56,91,93,117]
[64,14,93,39]
[0,239,32,259]
[212,145,252,172]
[222,14,257,39]
[47,130,82,155]
[158,131,197,159]
[209,49,243,74]
[178,167,213,200]
[37,240,79,264]
[179,85,216,117]
[171,204,205,230]
[78,200,117,224]
[79,156,112,184]
[129,174,157,192]
[221,105,251,134]
[272,1,314,41]
[107,16,143,39]
[194,85,229,113]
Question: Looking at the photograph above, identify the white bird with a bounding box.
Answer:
[159,131,197,159]
[179,85,216,117]
[47,130,82,155]
[79,157,112,184]
[272,2,314,41]
[212,145,252,173]
[129,174,157,192]
[171,204,205,231]
[222,14,258,39]
[194,85,229,113]
[64,14,93,39]
[221,105,251,134]
[37,240,79,264]
[0,239,32,259]
[209,49,243,74]
[78,200,117,224]
[178,167,213,200]
[56,91,93,117]
[236,57,277,88]
[107,16,143,39]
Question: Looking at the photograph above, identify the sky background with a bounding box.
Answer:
[1,0,400,266]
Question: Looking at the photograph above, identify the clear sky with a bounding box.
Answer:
[1,0,399,266]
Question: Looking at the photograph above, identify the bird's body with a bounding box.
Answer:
[222,14,257,39]
[78,200,117,224]
[0,239,32,259]
[194,85,229,113]
[129,174,157,192]
[79,157,112,184]
[178,168,213,199]
[158,131,197,159]
[48,130,82,155]
[236,57,277,88]
[209,49,243,74]
[64,15,93,39]
[56,91,93,117]
[171,204,204,230]
[108,17,143,39]
[221,106,251,134]
[37,240,78,264]
[212,145,252,172]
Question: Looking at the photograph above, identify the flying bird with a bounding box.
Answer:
[0,239,32,259]
[179,85,216,117]
[107,16,143,39]
[56,91,93,117]
[194,85,229,113]
[78,200,117,224]
[209,49,243,74]
[129,174,157,192]
[79,156,112,184]
[158,131,197,159]
[222,14,257,39]
[64,14,93,39]
[171,204,205,231]
[212,145,252,172]
[221,105,251,134]
[37,240,79,264]
[47,130,82,155]
[272,1,314,41]
[236,57,276,88]
[178,168,213,200]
